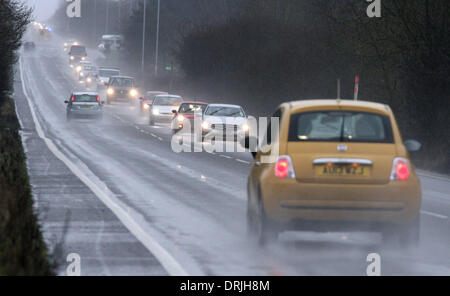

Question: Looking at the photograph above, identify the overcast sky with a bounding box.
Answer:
[24,0,60,21]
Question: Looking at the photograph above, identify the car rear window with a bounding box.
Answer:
[99,70,119,77]
[288,111,394,143]
[74,95,98,102]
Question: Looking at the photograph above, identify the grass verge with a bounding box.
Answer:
[0,94,54,275]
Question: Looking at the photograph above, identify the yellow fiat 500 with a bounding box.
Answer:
[244,100,422,246]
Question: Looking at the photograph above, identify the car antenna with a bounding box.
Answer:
[336,78,341,102]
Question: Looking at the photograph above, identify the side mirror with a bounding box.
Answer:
[139,97,144,101]
[101,101,105,105]
[172,110,177,114]
[240,136,258,158]
[64,100,69,104]
[404,139,422,152]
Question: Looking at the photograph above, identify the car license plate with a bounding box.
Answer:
[80,106,91,109]
[316,165,370,177]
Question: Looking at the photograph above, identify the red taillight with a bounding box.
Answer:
[71,96,75,102]
[96,96,100,104]
[396,161,409,180]
[391,158,410,180]
[275,159,289,178]
[274,156,295,179]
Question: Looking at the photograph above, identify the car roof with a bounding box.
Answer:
[146,91,168,94]
[181,101,208,105]
[154,94,182,98]
[207,104,243,109]
[110,75,134,79]
[284,99,391,115]
[73,92,98,96]
[99,67,120,71]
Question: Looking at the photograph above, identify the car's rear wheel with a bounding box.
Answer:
[247,188,278,246]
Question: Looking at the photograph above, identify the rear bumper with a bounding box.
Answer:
[68,110,102,118]
[260,176,421,225]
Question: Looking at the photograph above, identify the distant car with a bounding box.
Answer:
[68,44,87,65]
[65,92,104,121]
[171,101,208,134]
[201,104,249,141]
[75,60,92,74]
[84,72,98,89]
[64,40,77,51]
[148,95,183,126]
[243,99,422,246]
[23,41,36,51]
[78,63,97,81]
[97,67,120,86]
[106,76,138,105]
[139,91,168,115]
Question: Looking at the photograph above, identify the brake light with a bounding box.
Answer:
[71,96,75,102]
[390,158,410,180]
[96,96,100,104]
[275,156,296,179]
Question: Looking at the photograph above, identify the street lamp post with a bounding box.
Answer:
[154,0,160,77]
[141,0,147,73]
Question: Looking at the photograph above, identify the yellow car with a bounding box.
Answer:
[244,100,422,246]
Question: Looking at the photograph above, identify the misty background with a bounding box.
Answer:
[24,0,450,173]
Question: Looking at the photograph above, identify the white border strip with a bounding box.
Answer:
[19,57,188,276]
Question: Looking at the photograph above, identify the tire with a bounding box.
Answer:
[247,186,278,246]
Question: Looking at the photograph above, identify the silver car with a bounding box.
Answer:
[149,95,183,125]
[65,92,104,121]
[201,104,249,141]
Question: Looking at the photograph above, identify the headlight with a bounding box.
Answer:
[81,57,86,61]
[64,43,68,47]
[242,124,249,132]
[129,89,137,97]
[70,56,75,60]
[87,77,92,83]
[144,104,150,110]
[76,66,82,72]
[80,72,84,77]
[152,109,160,115]
[107,88,114,95]
[177,115,184,122]
[202,121,210,130]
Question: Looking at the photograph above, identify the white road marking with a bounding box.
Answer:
[236,159,251,164]
[219,155,232,159]
[420,210,448,220]
[19,58,188,276]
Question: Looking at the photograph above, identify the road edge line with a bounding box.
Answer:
[19,57,188,276]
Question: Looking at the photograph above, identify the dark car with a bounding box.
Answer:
[68,45,87,65]
[106,76,138,105]
[65,92,104,121]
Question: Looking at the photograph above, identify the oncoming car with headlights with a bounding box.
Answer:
[171,101,208,134]
[202,104,249,141]
[97,67,120,86]
[243,100,422,246]
[149,95,183,126]
[65,92,104,121]
[68,44,87,66]
[139,91,168,115]
[106,76,138,105]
